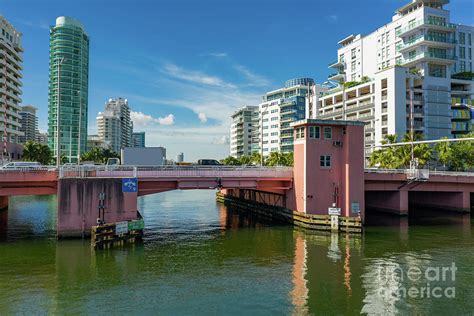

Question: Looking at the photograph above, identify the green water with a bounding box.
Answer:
[0,191,473,315]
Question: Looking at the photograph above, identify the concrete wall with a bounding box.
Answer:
[57,178,138,238]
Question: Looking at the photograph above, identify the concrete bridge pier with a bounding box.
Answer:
[365,191,409,215]
[57,178,139,238]
[0,196,8,210]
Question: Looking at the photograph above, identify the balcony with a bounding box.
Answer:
[397,19,457,37]
[451,97,473,106]
[396,34,456,53]
[398,51,457,68]
[328,60,345,69]
[328,72,345,81]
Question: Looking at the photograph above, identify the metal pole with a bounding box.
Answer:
[410,77,415,167]
[77,93,82,163]
[56,57,65,166]
[2,55,8,163]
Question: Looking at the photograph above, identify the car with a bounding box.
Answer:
[197,159,221,166]
[0,162,42,170]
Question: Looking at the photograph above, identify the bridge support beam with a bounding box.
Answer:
[57,178,138,238]
[365,190,409,215]
[0,196,8,211]
[409,191,471,213]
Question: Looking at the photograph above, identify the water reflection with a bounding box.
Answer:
[0,192,472,314]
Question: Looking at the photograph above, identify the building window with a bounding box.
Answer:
[428,64,446,78]
[351,61,356,71]
[468,33,472,46]
[460,47,466,59]
[351,48,356,59]
[323,127,332,139]
[320,155,331,168]
[295,127,305,140]
[309,126,320,139]
[459,32,466,45]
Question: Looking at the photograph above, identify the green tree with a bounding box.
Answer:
[80,147,119,164]
[22,141,53,165]
[238,155,252,165]
[368,133,432,169]
[220,156,240,166]
[435,134,474,171]
[265,152,293,167]
[250,152,263,165]
[368,134,401,169]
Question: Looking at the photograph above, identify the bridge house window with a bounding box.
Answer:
[320,155,331,168]
[309,126,320,139]
[295,127,305,140]
[323,127,332,139]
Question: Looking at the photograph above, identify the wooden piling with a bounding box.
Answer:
[216,192,362,233]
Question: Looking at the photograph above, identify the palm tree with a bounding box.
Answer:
[220,156,240,166]
[266,152,292,166]
[22,141,53,165]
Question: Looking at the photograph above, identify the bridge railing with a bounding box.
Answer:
[58,165,294,179]
[365,168,474,178]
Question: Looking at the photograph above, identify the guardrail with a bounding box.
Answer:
[59,165,294,179]
[365,168,474,178]
[0,166,57,173]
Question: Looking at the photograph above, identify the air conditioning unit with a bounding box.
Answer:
[333,141,342,147]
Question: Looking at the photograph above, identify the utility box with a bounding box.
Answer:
[121,147,166,165]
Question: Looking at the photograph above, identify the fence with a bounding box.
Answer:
[58,165,294,179]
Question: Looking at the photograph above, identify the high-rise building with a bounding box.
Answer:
[97,98,133,153]
[19,105,38,143]
[0,16,24,158]
[176,152,184,163]
[87,134,108,151]
[255,78,327,156]
[132,131,145,148]
[317,0,473,156]
[230,105,258,158]
[48,16,89,163]
[36,132,48,145]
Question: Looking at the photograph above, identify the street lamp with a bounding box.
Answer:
[56,56,65,166]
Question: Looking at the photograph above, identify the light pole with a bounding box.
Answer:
[409,77,415,169]
[56,57,65,166]
[77,90,82,163]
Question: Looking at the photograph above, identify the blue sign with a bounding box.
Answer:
[122,178,138,193]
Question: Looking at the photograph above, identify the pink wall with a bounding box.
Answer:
[57,178,138,238]
[289,120,365,219]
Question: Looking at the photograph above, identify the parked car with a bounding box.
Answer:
[197,159,221,166]
[0,162,42,170]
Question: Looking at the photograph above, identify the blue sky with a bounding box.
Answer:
[2,0,473,161]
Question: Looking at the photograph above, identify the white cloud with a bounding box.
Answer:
[207,52,228,58]
[162,63,236,88]
[157,114,175,125]
[198,112,208,123]
[131,111,175,127]
[233,64,270,87]
[327,15,338,23]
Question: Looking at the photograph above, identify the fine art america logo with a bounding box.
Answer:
[376,262,457,299]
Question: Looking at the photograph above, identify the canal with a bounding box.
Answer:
[0,190,473,314]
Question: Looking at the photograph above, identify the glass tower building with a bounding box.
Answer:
[48,16,89,163]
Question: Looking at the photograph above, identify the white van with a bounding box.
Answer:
[0,162,42,170]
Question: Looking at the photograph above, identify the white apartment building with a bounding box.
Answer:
[96,98,134,153]
[230,105,258,158]
[0,16,24,155]
[317,0,473,156]
[256,78,327,156]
